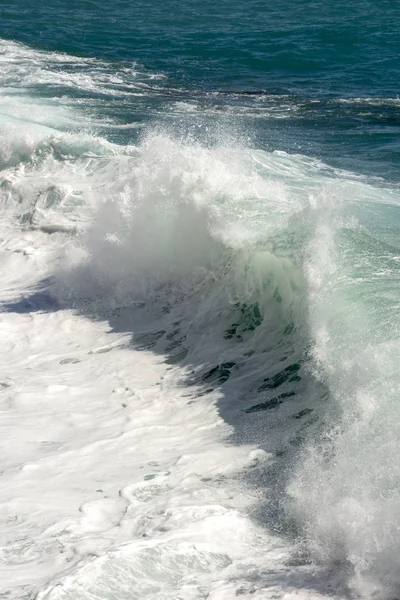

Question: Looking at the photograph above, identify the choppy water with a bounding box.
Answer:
[1,1,400,598]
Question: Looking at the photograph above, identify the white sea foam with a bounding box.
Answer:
[0,39,162,99]
[0,109,331,600]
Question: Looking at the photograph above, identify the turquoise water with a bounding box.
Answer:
[2,1,400,597]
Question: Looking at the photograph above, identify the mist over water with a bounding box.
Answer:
[1,3,400,598]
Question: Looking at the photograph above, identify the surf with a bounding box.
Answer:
[2,36,400,600]
[48,131,400,598]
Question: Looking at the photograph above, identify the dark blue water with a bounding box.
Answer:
[1,0,400,179]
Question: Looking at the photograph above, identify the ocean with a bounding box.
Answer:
[1,1,400,599]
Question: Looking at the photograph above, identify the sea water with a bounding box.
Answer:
[1,1,400,599]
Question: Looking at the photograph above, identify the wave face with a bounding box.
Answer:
[2,35,400,600]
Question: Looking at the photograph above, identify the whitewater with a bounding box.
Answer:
[2,37,400,600]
